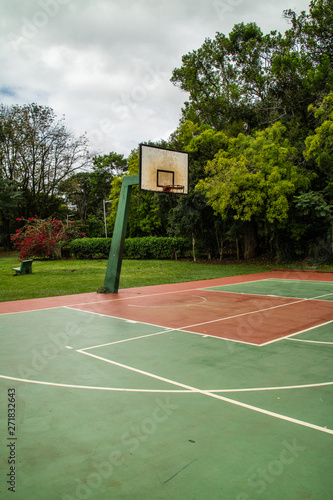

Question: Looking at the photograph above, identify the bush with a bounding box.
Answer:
[70,238,112,259]
[11,217,85,260]
[70,236,190,260]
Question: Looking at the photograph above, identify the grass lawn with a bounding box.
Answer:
[1,253,332,302]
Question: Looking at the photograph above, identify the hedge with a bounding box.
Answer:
[70,237,191,260]
[69,238,111,259]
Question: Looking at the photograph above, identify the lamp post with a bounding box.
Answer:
[66,214,74,226]
[103,200,111,238]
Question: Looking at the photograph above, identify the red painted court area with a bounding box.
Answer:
[2,270,331,346]
[68,287,332,345]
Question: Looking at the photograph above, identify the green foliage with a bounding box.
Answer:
[58,151,128,227]
[294,191,332,220]
[58,172,92,221]
[0,176,22,212]
[70,237,112,259]
[171,22,278,130]
[305,92,333,188]
[197,122,310,224]
[124,237,190,259]
[0,175,23,247]
[90,152,128,215]
[85,214,105,238]
[70,237,190,260]
[172,1,333,138]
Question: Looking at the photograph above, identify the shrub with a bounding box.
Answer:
[70,238,112,259]
[11,217,85,260]
[70,236,190,260]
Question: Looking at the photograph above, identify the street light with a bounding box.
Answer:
[66,214,74,226]
[103,200,111,238]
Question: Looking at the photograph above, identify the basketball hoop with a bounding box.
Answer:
[162,185,185,193]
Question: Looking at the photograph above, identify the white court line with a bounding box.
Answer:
[178,328,259,346]
[65,284,219,307]
[310,292,333,300]
[0,306,66,316]
[168,290,333,334]
[1,374,332,396]
[1,276,331,316]
[202,289,333,302]
[0,284,214,316]
[75,311,260,350]
[73,308,332,351]
[128,295,208,308]
[64,278,274,308]
[63,307,176,331]
[287,339,333,345]
[77,293,331,339]
[269,278,333,284]
[79,328,174,351]
[0,375,191,393]
[260,320,333,346]
[174,297,315,331]
[210,381,333,392]
[76,349,333,435]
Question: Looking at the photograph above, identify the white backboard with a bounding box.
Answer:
[139,144,189,194]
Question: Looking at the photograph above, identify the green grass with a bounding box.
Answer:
[1,253,332,302]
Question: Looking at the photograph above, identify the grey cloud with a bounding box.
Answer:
[1,0,311,156]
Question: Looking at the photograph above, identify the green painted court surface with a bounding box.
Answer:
[0,273,332,499]
[204,278,333,300]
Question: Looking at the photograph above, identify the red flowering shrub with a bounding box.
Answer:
[11,217,86,259]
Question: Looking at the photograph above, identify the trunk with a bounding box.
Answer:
[192,233,196,262]
[236,238,240,261]
[215,223,223,261]
[243,222,258,260]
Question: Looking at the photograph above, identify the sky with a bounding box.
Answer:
[1,0,312,158]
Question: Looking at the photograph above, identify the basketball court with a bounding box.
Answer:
[0,270,333,499]
[1,148,333,498]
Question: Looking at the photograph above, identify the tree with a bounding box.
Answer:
[0,174,22,247]
[168,121,230,259]
[58,172,92,222]
[90,152,128,217]
[171,22,279,131]
[0,103,91,217]
[283,0,333,68]
[303,91,333,256]
[304,92,333,189]
[171,1,333,143]
[196,122,311,259]
[293,191,333,259]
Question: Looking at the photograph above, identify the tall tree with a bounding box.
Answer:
[171,1,333,140]
[0,174,22,247]
[196,122,311,259]
[171,22,279,131]
[0,103,91,217]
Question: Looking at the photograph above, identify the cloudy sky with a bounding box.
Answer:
[1,0,311,157]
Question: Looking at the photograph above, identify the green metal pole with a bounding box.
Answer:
[103,175,139,293]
